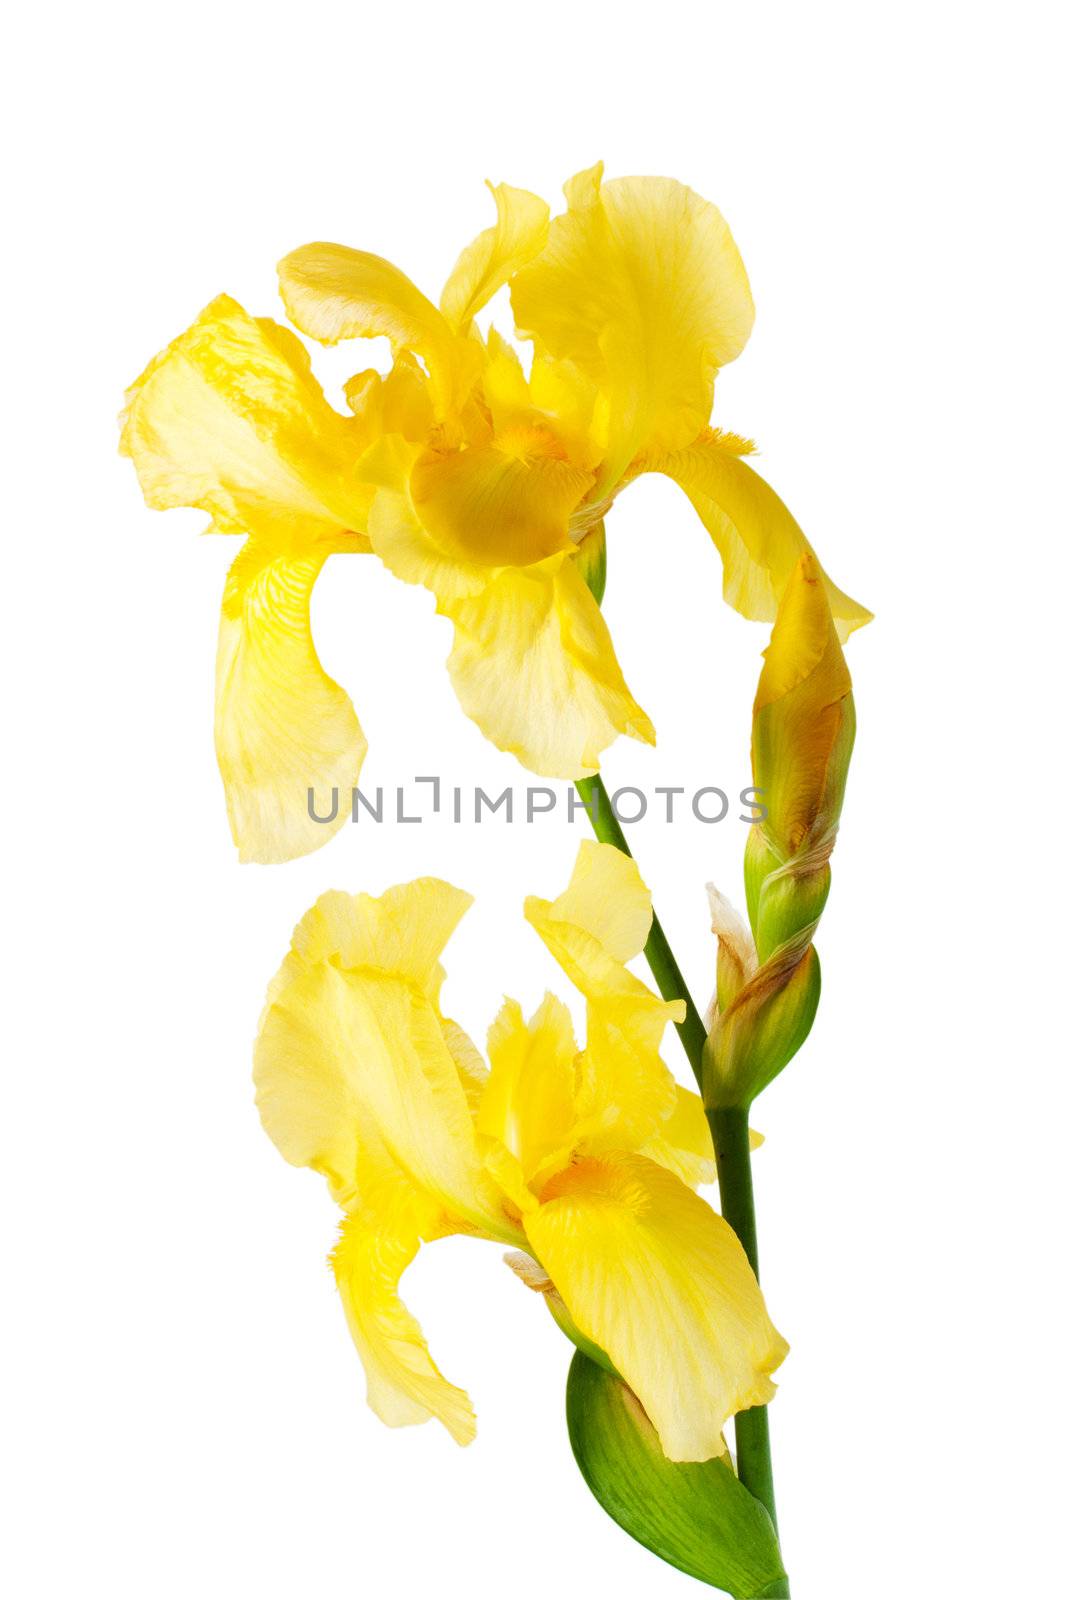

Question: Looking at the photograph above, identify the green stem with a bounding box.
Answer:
[706,1106,783,1544]
[574,774,789,1586]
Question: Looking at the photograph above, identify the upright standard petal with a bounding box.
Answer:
[477,994,580,1205]
[540,838,653,963]
[444,555,655,778]
[440,182,550,332]
[524,1154,788,1462]
[216,540,366,863]
[278,243,474,415]
[511,166,755,483]
[331,1158,476,1445]
[648,430,872,639]
[525,843,684,1153]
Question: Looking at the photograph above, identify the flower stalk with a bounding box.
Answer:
[707,1107,785,1563]
[575,773,787,1583]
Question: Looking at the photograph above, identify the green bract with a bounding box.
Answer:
[567,1353,788,1597]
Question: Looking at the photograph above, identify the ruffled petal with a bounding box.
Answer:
[122,295,373,863]
[285,878,474,1005]
[511,165,754,483]
[440,182,550,332]
[278,243,473,414]
[216,540,367,863]
[121,294,372,536]
[648,430,872,639]
[331,1161,476,1445]
[524,1154,788,1462]
[444,555,655,777]
[254,883,509,1236]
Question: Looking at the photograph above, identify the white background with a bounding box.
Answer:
[5,3,1064,1596]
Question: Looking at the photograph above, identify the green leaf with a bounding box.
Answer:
[567,1352,788,1598]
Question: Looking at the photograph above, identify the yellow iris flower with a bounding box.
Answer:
[254,840,787,1462]
[122,163,869,863]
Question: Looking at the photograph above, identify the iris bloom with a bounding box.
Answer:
[122,164,869,862]
[254,840,787,1461]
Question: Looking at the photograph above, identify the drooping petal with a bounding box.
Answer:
[331,1154,476,1445]
[440,182,550,332]
[122,295,373,863]
[511,165,754,484]
[647,430,872,639]
[445,555,655,778]
[254,962,362,1204]
[216,540,366,863]
[121,294,373,536]
[254,884,510,1237]
[477,995,579,1203]
[278,243,474,415]
[524,1154,788,1462]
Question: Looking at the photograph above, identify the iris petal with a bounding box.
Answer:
[525,1154,788,1462]
[410,434,593,567]
[121,295,373,862]
[216,541,366,863]
[254,882,506,1235]
[440,181,550,332]
[278,243,474,414]
[445,557,654,778]
[511,166,754,484]
[332,1156,476,1445]
[648,431,872,639]
[477,995,579,1202]
[526,843,684,1153]
[121,294,372,535]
